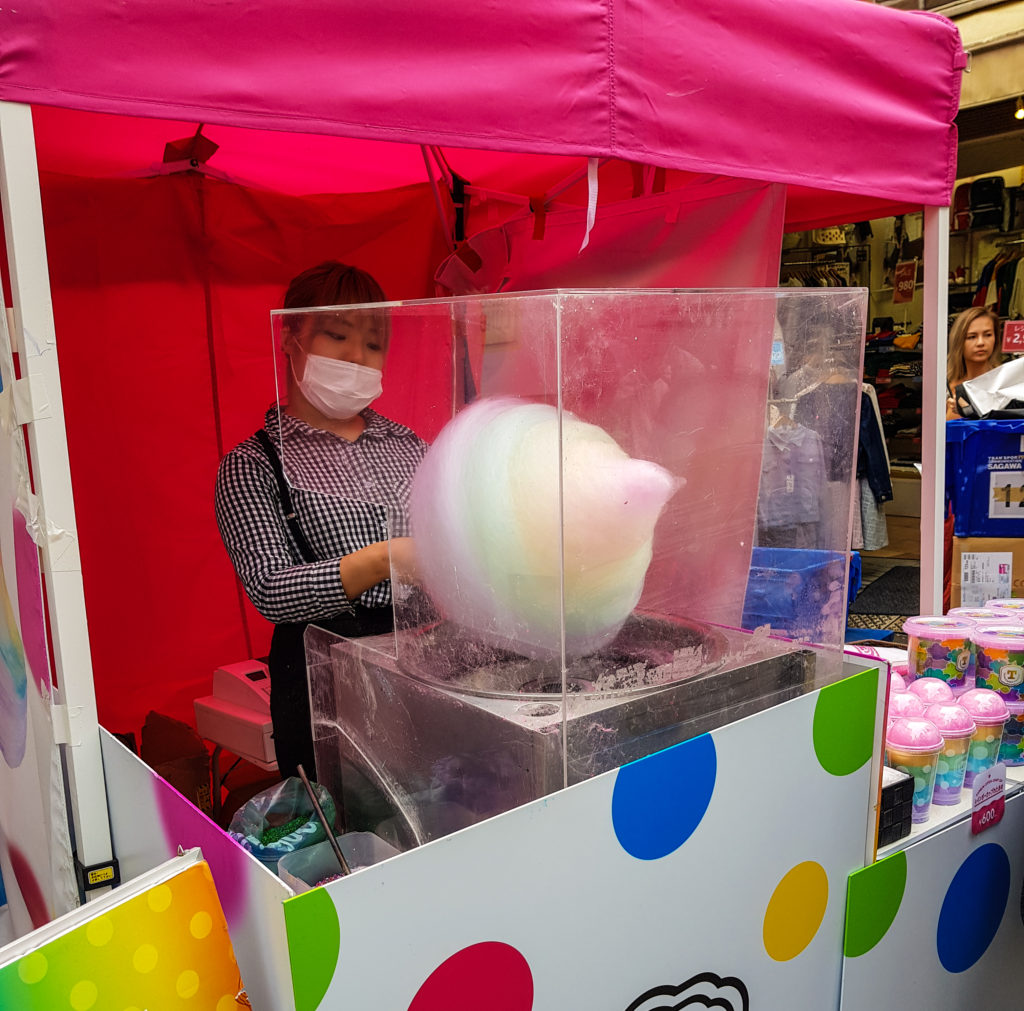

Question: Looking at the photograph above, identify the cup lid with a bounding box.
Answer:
[985,599,1024,610]
[947,607,1008,622]
[888,691,925,719]
[902,616,973,638]
[957,688,1011,723]
[888,671,907,693]
[923,702,976,737]
[972,625,1024,649]
[906,677,955,704]
[886,716,944,752]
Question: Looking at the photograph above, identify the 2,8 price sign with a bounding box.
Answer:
[1003,321,1024,354]
[971,764,1006,835]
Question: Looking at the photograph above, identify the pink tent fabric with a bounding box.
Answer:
[0,1,966,734]
[1,0,963,207]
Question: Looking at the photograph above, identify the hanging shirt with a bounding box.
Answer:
[757,422,826,529]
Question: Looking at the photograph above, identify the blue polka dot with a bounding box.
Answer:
[611,732,716,860]
[937,843,1010,973]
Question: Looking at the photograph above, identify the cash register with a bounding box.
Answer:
[194,660,278,820]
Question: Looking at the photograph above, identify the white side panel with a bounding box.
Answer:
[99,729,296,1010]
[921,205,949,614]
[0,101,112,875]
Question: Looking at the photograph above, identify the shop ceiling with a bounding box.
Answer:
[886,0,1024,177]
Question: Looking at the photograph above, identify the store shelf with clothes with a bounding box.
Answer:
[971,232,1024,318]
[862,324,924,463]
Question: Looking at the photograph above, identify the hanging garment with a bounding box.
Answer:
[757,421,826,546]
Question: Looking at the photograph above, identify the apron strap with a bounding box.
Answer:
[254,428,318,564]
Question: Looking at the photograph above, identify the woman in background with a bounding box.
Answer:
[946,307,1001,419]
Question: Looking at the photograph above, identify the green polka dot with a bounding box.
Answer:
[844,850,907,957]
[284,889,340,1011]
[813,667,879,776]
[17,952,48,985]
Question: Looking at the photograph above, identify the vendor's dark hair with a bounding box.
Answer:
[283,261,386,311]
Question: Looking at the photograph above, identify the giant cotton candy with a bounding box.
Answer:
[410,397,679,658]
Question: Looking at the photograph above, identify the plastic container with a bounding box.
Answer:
[923,702,976,805]
[985,598,1024,612]
[888,670,907,694]
[947,607,1013,623]
[902,616,974,691]
[998,701,1024,767]
[277,832,400,892]
[972,625,1024,703]
[887,691,926,725]
[907,677,955,706]
[886,717,944,824]
[742,548,846,636]
[958,688,1011,787]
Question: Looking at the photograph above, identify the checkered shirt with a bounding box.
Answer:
[215,406,427,624]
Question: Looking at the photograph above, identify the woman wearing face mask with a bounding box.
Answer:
[215,262,426,779]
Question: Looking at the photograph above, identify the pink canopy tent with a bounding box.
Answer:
[0,0,964,741]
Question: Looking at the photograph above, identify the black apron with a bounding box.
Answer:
[255,429,393,779]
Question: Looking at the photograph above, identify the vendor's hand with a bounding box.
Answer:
[388,537,420,586]
[946,396,960,421]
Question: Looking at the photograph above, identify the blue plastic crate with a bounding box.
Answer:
[742,547,847,637]
[947,419,1024,538]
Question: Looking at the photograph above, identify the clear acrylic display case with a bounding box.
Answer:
[285,288,867,850]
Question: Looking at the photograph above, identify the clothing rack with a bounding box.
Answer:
[995,237,1024,248]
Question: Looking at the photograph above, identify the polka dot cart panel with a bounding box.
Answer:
[840,790,1024,1008]
[0,858,242,1010]
[283,666,881,1010]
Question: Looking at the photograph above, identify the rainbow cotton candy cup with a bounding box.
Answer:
[886,717,944,824]
[998,701,1024,767]
[903,616,974,691]
[923,702,976,805]
[958,688,1010,787]
[973,625,1024,704]
[907,677,955,706]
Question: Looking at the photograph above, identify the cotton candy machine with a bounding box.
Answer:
[307,616,815,850]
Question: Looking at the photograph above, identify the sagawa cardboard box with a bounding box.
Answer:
[951,536,1024,607]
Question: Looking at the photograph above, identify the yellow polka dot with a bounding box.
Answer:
[17,951,47,984]
[190,910,213,939]
[69,979,98,1010]
[216,996,238,1011]
[147,884,173,913]
[132,944,158,974]
[85,916,114,947]
[123,1006,142,1011]
[176,970,200,998]
[763,860,830,962]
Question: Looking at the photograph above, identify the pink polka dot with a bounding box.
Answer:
[408,942,533,1011]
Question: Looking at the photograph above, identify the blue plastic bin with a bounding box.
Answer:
[742,547,847,638]
[947,419,1024,538]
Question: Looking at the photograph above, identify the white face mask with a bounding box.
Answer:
[292,353,383,420]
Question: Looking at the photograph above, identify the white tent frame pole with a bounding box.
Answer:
[0,101,113,883]
[920,204,949,615]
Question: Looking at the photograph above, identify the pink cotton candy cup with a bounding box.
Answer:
[985,599,1024,611]
[958,688,1011,787]
[948,607,1010,622]
[887,691,926,727]
[886,717,944,823]
[923,702,976,805]
[907,677,955,706]
[889,670,907,694]
[998,700,1024,767]
[903,616,974,690]
[972,625,1024,704]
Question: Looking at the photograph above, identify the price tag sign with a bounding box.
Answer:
[1003,321,1024,354]
[892,260,918,304]
[971,763,1006,835]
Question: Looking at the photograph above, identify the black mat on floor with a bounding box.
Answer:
[849,564,919,616]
